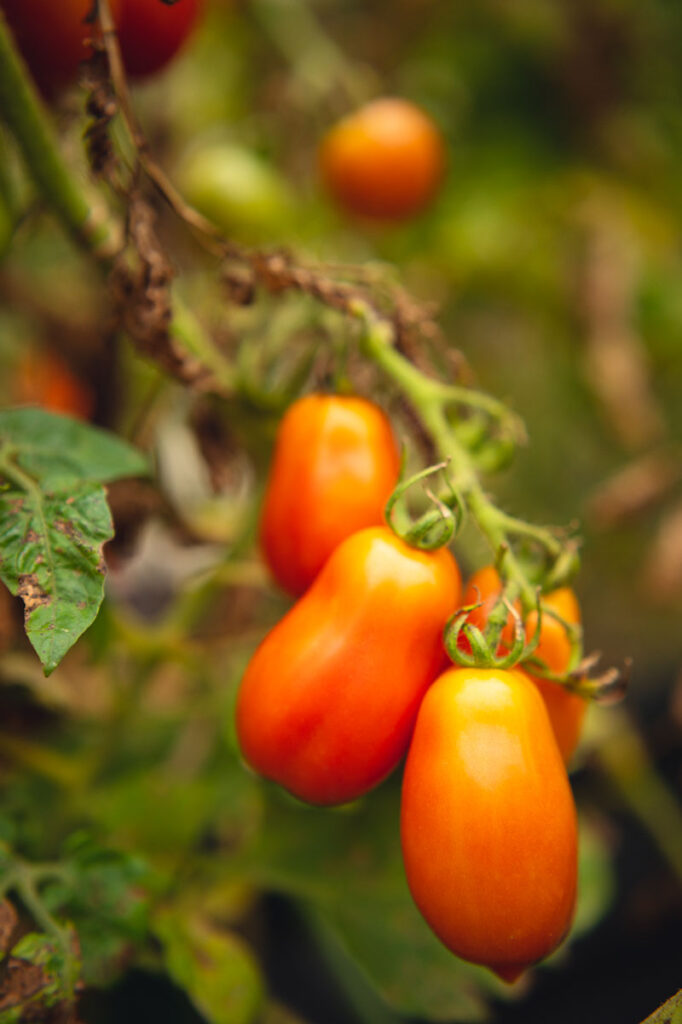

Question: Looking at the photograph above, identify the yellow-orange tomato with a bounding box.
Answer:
[524,588,586,762]
[401,667,578,982]
[260,394,400,596]
[460,566,587,762]
[236,526,461,806]
[319,98,446,221]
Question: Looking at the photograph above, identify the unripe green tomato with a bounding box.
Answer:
[177,142,294,241]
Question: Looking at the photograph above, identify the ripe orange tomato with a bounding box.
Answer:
[0,0,122,94]
[236,526,461,806]
[401,667,578,982]
[260,394,400,596]
[13,350,94,421]
[523,588,586,763]
[319,98,446,221]
[460,566,586,762]
[118,0,203,78]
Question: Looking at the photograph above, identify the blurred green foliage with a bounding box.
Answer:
[1,1,682,1022]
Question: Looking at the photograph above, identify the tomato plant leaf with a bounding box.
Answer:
[641,989,682,1024]
[0,930,79,1022]
[0,408,148,674]
[155,908,263,1024]
[0,407,148,486]
[41,836,151,987]
[0,479,113,674]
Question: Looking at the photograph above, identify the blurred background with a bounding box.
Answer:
[0,1,681,1022]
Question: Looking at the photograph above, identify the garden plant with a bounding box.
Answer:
[0,2,681,1023]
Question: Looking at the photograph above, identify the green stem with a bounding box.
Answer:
[0,123,19,215]
[0,13,237,393]
[2,860,78,996]
[493,508,564,559]
[251,0,371,108]
[171,292,237,393]
[0,13,115,256]
[357,308,540,608]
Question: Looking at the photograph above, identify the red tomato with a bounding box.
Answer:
[13,350,94,421]
[260,394,400,596]
[236,526,462,806]
[319,98,446,221]
[401,667,578,982]
[117,0,203,78]
[1,0,122,94]
[459,566,587,762]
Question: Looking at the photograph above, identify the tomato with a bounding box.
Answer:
[260,394,401,596]
[401,667,578,982]
[523,588,587,762]
[319,98,446,222]
[459,566,587,762]
[13,350,94,420]
[176,142,295,243]
[117,0,203,78]
[0,0,122,94]
[236,526,461,806]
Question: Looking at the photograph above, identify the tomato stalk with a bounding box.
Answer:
[384,461,459,551]
[0,9,235,396]
[353,303,576,604]
[251,0,372,110]
[0,11,115,255]
[0,841,79,999]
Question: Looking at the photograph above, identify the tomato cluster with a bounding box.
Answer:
[1,0,203,94]
[236,393,586,980]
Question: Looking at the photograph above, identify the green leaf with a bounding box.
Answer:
[571,816,615,938]
[0,479,113,673]
[0,408,149,673]
[155,908,263,1024]
[641,989,682,1024]
[0,930,79,1023]
[0,407,148,486]
[41,836,151,987]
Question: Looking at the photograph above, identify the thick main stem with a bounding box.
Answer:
[0,14,115,255]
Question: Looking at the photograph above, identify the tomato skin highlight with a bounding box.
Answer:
[0,0,122,94]
[319,98,446,221]
[461,566,587,762]
[400,667,578,981]
[260,394,401,596]
[118,0,203,78]
[236,526,462,806]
